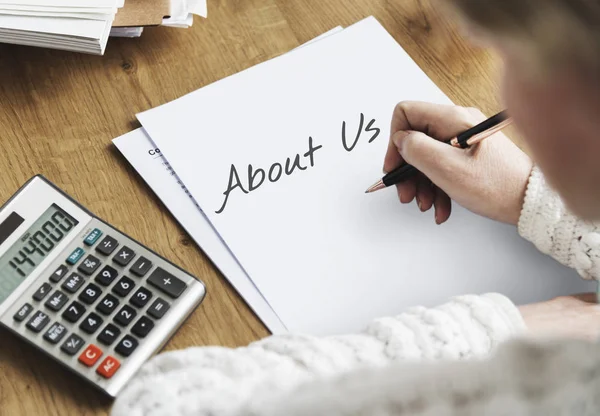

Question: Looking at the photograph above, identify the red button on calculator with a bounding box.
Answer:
[78,344,102,367]
[96,356,121,379]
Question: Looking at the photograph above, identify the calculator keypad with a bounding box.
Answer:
[96,294,120,316]
[147,268,187,298]
[79,344,102,367]
[112,276,135,297]
[33,283,52,301]
[80,312,104,334]
[114,305,137,327]
[131,316,154,338]
[95,265,118,286]
[62,301,86,323]
[97,324,121,346]
[96,235,118,255]
[130,287,152,308]
[130,257,152,277]
[78,254,101,276]
[97,356,121,379]
[79,283,102,305]
[147,298,170,319]
[7,223,198,394]
[61,334,85,356]
[26,311,50,333]
[44,322,67,344]
[62,273,84,293]
[13,303,33,322]
[44,290,69,312]
[115,335,138,357]
[113,246,135,267]
[50,265,68,283]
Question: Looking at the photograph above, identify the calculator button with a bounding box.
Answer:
[79,283,102,305]
[78,344,103,367]
[97,324,121,346]
[80,312,104,334]
[130,256,153,277]
[112,276,135,297]
[61,334,84,356]
[62,301,86,323]
[96,235,118,255]
[129,287,152,308]
[113,305,137,327]
[44,290,69,312]
[115,335,138,357]
[96,294,120,315]
[147,268,187,298]
[61,273,84,294]
[147,298,170,319]
[113,246,135,267]
[26,310,50,333]
[50,265,68,283]
[32,283,52,301]
[84,228,103,246]
[43,322,68,344]
[131,316,154,338]
[96,356,121,379]
[13,303,33,322]
[78,254,101,276]
[95,265,118,286]
[66,247,85,265]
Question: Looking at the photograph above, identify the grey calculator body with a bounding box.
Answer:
[0,175,206,397]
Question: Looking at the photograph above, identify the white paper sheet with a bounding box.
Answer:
[138,16,595,335]
[113,28,345,334]
[0,14,109,37]
[113,129,287,333]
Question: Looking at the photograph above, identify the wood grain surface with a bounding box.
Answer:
[0,1,503,414]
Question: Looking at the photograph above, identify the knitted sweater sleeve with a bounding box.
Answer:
[245,338,600,416]
[518,166,600,280]
[111,293,525,416]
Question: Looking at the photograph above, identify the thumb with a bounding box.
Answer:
[392,130,467,186]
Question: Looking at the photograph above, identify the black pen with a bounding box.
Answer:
[365,111,512,193]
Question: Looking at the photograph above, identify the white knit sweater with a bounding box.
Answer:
[112,167,600,416]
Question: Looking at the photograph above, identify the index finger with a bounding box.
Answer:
[383,102,482,173]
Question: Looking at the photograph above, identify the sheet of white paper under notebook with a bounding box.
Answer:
[138,16,594,335]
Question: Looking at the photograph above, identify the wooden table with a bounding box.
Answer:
[0,1,502,414]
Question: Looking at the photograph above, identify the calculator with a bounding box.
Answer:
[0,175,206,397]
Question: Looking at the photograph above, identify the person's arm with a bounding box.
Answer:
[519,166,600,280]
[384,101,600,280]
[244,338,600,416]
[111,293,524,415]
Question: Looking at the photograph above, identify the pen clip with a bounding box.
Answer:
[451,118,513,148]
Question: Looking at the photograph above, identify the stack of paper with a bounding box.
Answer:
[111,0,208,38]
[0,0,124,54]
[114,17,594,336]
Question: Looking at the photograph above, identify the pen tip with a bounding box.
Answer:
[365,179,385,194]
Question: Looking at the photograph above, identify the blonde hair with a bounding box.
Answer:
[447,0,600,71]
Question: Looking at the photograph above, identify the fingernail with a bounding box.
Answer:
[435,211,440,224]
[417,198,423,211]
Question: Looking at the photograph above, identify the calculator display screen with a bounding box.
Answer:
[0,204,78,305]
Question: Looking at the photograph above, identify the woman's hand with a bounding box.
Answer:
[384,101,533,225]
[519,294,600,341]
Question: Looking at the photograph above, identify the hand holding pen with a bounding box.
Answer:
[372,102,533,225]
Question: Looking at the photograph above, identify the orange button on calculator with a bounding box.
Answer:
[96,356,121,379]
[78,344,102,367]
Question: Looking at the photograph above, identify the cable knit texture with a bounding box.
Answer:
[111,168,600,416]
[518,166,600,280]
[112,294,524,415]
